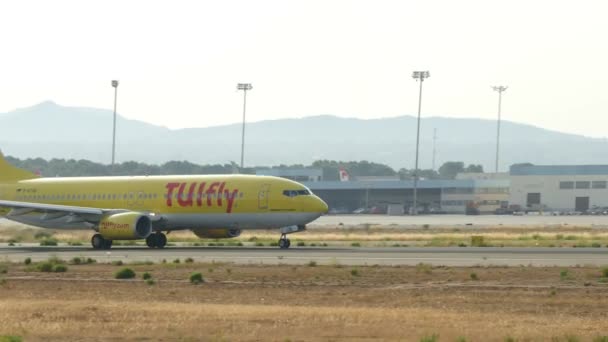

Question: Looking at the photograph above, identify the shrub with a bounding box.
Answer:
[0,264,7,274]
[470,273,479,281]
[269,241,279,247]
[52,264,68,273]
[297,241,306,247]
[560,269,570,280]
[593,336,608,342]
[70,257,82,265]
[185,257,194,263]
[190,272,204,284]
[420,334,439,342]
[112,260,123,266]
[145,279,155,286]
[350,269,359,277]
[307,260,317,267]
[351,242,361,247]
[236,242,244,246]
[142,272,152,280]
[24,258,32,265]
[255,242,264,247]
[36,262,54,272]
[416,263,432,274]
[115,268,136,279]
[601,267,608,278]
[592,242,602,248]
[39,238,58,246]
[86,258,96,264]
[173,258,181,264]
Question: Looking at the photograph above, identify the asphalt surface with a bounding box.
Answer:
[2,245,608,266]
[313,214,608,228]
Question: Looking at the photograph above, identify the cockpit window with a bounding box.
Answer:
[283,189,311,197]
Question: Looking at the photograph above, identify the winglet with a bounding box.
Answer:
[0,150,38,183]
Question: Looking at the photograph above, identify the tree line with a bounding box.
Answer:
[5,155,486,180]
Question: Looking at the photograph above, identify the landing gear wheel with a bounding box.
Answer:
[278,234,291,249]
[103,239,113,249]
[155,233,167,249]
[91,234,104,249]
[146,234,157,248]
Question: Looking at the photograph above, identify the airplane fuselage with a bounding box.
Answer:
[0,174,327,231]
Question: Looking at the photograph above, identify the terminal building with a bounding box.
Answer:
[259,165,608,214]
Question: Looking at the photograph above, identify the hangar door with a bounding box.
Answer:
[575,197,589,212]
[526,193,541,208]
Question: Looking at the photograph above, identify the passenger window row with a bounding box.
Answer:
[17,193,160,202]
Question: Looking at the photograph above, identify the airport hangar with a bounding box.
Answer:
[259,164,608,214]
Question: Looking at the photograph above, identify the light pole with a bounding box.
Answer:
[411,71,430,215]
[111,80,119,169]
[237,83,253,170]
[492,85,508,173]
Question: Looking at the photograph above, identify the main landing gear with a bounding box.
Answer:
[278,234,291,249]
[146,232,167,249]
[91,233,113,249]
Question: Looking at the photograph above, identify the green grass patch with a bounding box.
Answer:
[142,272,152,280]
[190,272,204,284]
[416,263,432,274]
[39,238,58,246]
[114,268,136,279]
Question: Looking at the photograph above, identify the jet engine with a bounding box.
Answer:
[191,228,242,239]
[98,212,152,240]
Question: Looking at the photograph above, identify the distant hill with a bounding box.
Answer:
[1,101,606,169]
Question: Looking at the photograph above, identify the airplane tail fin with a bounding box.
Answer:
[0,151,38,183]
[339,167,350,182]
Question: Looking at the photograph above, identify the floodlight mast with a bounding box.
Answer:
[111,80,119,170]
[492,85,508,173]
[411,71,430,215]
[237,83,253,170]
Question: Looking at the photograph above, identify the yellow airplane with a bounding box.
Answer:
[0,152,328,249]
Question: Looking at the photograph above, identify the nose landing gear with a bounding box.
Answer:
[276,225,306,249]
[278,234,291,249]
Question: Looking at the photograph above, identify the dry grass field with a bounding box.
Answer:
[1,260,608,341]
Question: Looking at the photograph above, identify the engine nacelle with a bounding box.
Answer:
[99,212,152,240]
[192,228,242,239]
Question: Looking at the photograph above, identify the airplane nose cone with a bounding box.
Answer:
[316,197,329,214]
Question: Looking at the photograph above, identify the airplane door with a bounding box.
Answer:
[258,184,270,210]
[127,191,146,209]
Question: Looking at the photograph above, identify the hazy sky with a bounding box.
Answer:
[1,0,607,137]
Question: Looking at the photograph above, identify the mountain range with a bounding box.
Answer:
[0,101,606,170]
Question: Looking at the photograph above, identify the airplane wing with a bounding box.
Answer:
[0,199,104,216]
[0,199,145,230]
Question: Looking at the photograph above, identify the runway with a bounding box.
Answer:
[2,245,608,267]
